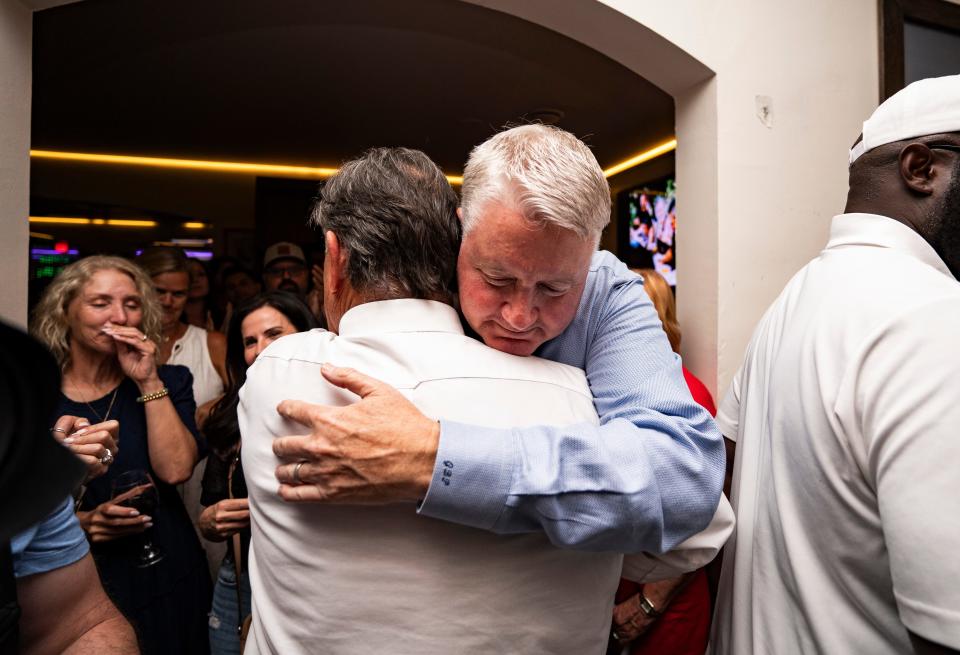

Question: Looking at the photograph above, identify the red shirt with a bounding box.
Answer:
[614,366,716,655]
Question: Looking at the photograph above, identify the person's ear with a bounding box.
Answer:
[456,207,464,223]
[324,230,347,295]
[899,143,939,195]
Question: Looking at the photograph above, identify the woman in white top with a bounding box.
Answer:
[138,246,228,577]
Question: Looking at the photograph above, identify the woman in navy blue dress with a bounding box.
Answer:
[32,255,211,654]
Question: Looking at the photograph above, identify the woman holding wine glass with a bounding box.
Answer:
[32,255,212,655]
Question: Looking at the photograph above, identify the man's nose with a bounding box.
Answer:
[501,296,537,332]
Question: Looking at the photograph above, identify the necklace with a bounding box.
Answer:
[71,382,120,423]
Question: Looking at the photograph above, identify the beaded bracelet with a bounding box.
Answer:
[137,387,170,403]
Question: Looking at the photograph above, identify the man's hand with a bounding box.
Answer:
[273,364,440,504]
[611,592,657,644]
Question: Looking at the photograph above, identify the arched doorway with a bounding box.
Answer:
[4,0,719,390]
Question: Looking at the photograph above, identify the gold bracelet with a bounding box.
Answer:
[137,387,170,403]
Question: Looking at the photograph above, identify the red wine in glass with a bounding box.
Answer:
[111,469,165,568]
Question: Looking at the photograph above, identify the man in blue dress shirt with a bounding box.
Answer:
[270,125,724,554]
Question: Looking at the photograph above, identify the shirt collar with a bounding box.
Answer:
[826,213,954,279]
[337,299,464,338]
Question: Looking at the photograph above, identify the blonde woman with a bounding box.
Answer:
[32,255,211,655]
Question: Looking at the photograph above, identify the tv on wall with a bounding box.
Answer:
[617,176,676,287]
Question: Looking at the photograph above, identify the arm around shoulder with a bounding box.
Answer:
[420,267,726,552]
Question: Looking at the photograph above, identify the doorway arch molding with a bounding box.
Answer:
[9,0,721,393]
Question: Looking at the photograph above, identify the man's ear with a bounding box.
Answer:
[899,143,939,195]
[324,230,347,295]
[456,207,463,223]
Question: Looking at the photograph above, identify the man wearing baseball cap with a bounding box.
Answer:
[710,75,960,654]
[263,241,324,324]
[262,241,310,297]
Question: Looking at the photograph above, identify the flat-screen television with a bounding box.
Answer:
[617,176,676,286]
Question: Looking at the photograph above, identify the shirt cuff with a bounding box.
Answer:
[417,419,515,530]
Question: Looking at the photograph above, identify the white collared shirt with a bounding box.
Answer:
[239,299,622,654]
[711,213,960,654]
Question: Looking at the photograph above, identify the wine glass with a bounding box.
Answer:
[111,469,165,568]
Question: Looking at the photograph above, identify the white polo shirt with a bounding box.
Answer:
[239,299,623,654]
[710,213,960,654]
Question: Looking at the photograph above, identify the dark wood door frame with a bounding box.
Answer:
[880,0,960,100]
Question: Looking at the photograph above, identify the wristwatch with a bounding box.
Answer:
[638,593,661,619]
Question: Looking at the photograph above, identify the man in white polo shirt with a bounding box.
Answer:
[240,147,729,654]
[710,75,960,655]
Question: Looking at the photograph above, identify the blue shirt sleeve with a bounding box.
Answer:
[418,251,725,552]
[10,497,89,578]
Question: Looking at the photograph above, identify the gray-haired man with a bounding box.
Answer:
[271,125,725,555]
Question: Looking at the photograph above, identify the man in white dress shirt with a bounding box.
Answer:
[239,147,729,654]
[710,75,960,655]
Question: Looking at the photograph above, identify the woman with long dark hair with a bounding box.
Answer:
[198,291,318,655]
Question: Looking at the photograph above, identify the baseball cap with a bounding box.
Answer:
[263,242,306,269]
[850,74,960,164]
[0,321,85,541]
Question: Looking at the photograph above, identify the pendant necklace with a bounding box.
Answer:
[71,381,120,423]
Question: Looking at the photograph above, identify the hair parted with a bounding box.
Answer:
[309,147,460,301]
[461,124,610,245]
[203,290,318,457]
[136,246,190,278]
[634,268,681,353]
[31,255,162,370]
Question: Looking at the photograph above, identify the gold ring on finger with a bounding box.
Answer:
[292,460,306,485]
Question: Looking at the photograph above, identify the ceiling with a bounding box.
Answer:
[32,0,675,174]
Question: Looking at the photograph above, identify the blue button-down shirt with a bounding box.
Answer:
[418,251,725,553]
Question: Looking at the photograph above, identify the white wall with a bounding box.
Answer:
[602,0,880,396]
[0,0,32,328]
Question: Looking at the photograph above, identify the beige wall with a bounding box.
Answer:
[0,0,32,328]
[601,0,880,396]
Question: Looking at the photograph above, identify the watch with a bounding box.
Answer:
[638,593,661,619]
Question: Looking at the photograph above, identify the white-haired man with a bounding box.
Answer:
[240,147,731,654]
[710,75,960,655]
[271,124,725,556]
